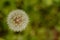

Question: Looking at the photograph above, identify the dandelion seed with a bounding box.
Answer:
[7,9,29,32]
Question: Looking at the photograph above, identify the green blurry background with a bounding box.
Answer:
[0,0,60,40]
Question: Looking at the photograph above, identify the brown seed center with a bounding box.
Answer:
[14,16,22,25]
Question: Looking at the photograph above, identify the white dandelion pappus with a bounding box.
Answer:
[7,9,29,32]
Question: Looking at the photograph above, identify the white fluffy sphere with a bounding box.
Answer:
[7,9,29,32]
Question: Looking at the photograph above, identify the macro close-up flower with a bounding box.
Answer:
[7,9,29,32]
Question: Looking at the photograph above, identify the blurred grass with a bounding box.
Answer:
[0,0,60,40]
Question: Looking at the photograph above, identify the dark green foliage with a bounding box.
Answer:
[0,0,60,40]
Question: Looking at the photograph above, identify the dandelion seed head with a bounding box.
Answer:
[7,9,29,32]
